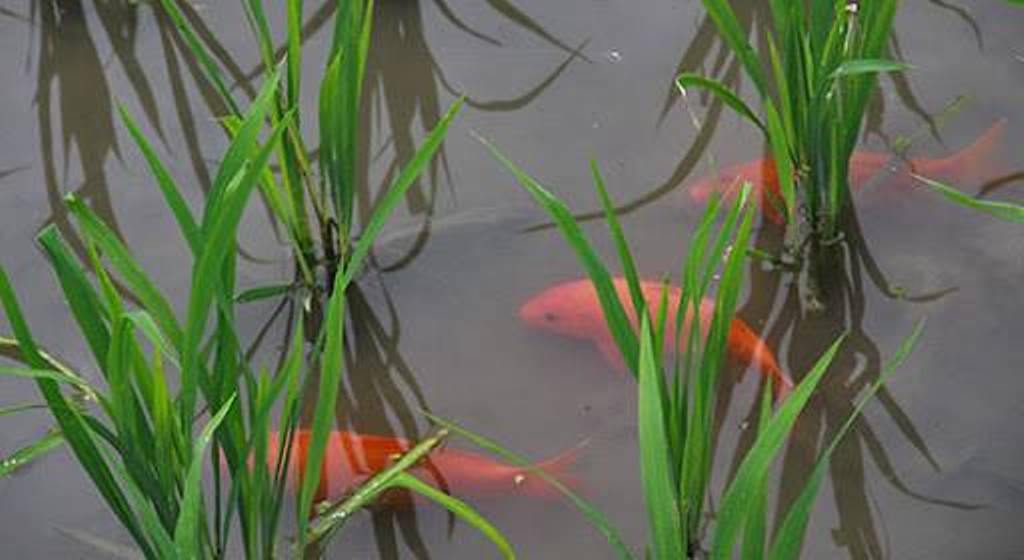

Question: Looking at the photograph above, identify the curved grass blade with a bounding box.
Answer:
[637,319,684,559]
[424,412,634,560]
[829,59,910,81]
[482,138,638,376]
[339,98,464,287]
[235,283,295,304]
[118,105,200,252]
[0,268,153,558]
[0,402,48,418]
[676,74,767,135]
[296,271,347,548]
[591,161,645,327]
[710,335,846,559]
[392,473,516,559]
[914,174,1024,224]
[1,430,64,476]
[306,430,448,546]
[174,394,237,554]
[768,321,925,560]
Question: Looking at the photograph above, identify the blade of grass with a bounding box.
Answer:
[0,268,153,558]
[306,430,448,545]
[296,271,347,548]
[914,174,1024,224]
[1,430,64,476]
[710,335,846,559]
[339,98,464,287]
[482,138,638,375]
[393,473,517,559]
[174,394,237,553]
[637,318,685,559]
[676,74,767,135]
[768,321,926,560]
[424,412,634,560]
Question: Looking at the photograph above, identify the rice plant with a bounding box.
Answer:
[0,73,508,559]
[158,0,462,293]
[677,0,906,245]
[479,142,924,557]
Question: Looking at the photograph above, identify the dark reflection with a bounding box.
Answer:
[230,0,585,274]
[718,214,978,560]
[317,281,438,560]
[32,0,125,260]
[976,171,1024,200]
[352,0,586,274]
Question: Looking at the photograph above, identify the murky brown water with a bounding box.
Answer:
[1,1,1023,558]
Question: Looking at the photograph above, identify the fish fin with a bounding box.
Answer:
[919,118,1008,185]
[596,336,628,373]
[761,355,795,403]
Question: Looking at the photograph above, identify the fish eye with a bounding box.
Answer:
[543,312,558,322]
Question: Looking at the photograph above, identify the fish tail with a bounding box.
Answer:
[739,330,794,403]
[920,118,1008,184]
[770,362,795,403]
[521,440,588,496]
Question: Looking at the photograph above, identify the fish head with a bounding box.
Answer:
[519,279,605,339]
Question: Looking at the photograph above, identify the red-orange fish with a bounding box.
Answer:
[261,429,581,504]
[687,119,1007,222]
[519,277,794,400]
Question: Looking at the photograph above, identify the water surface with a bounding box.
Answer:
[0,1,1022,558]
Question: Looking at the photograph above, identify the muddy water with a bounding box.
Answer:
[1,1,1023,558]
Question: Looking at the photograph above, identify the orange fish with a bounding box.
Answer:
[260,429,581,504]
[520,277,794,400]
[687,119,1007,222]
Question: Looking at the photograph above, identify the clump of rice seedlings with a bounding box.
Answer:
[0,73,508,559]
[476,141,924,558]
[157,0,461,294]
[677,0,906,252]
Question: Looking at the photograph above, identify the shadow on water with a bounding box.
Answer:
[228,0,586,273]
[25,0,244,252]
[353,0,587,274]
[298,279,437,559]
[713,213,980,560]
[31,0,126,261]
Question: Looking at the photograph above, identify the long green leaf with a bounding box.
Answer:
[768,321,925,560]
[1,431,64,476]
[710,335,846,559]
[676,74,767,135]
[829,59,910,81]
[0,268,153,558]
[424,413,634,560]
[339,98,464,287]
[915,174,1024,224]
[637,319,685,558]
[174,394,237,554]
[296,271,347,548]
[483,138,638,375]
[393,473,517,559]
